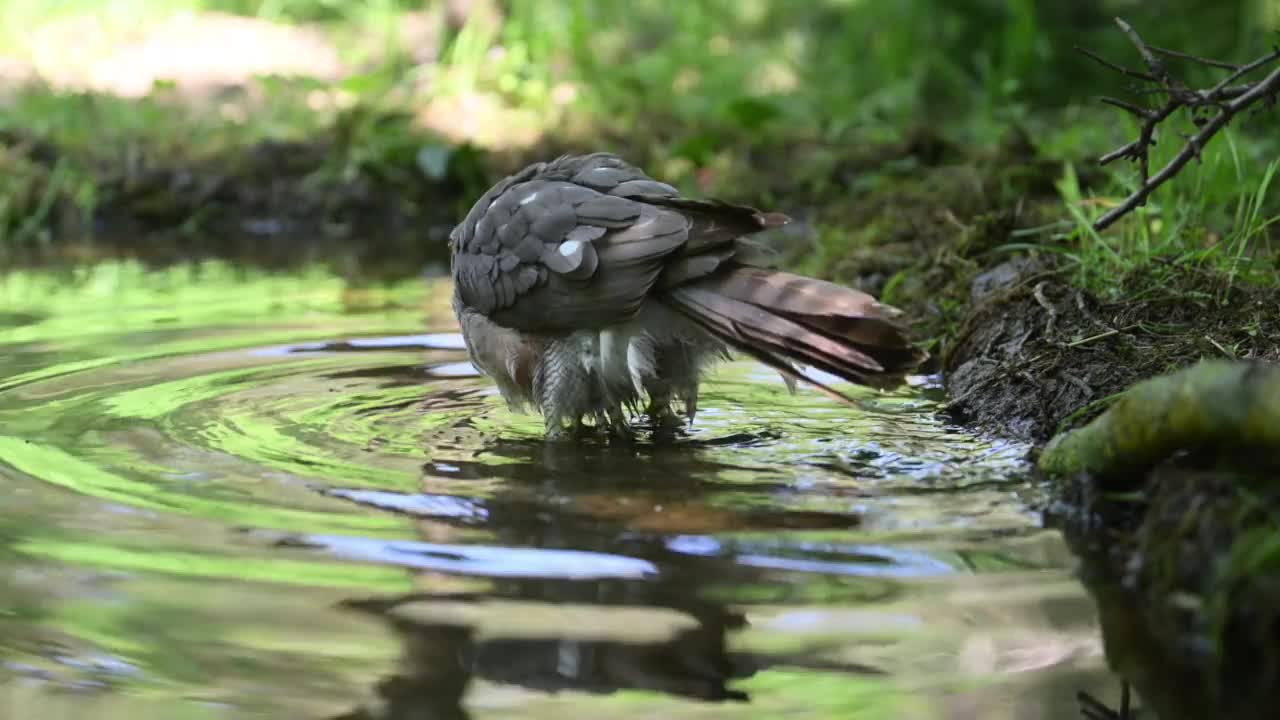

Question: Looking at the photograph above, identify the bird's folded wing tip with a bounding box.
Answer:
[755,211,791,228]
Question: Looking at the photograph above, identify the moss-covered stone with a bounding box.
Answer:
[1038,359,1280,480]
[1044,360,1280,718]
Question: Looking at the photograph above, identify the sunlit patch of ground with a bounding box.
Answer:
[0,7,560,151]
[9,11,344,99]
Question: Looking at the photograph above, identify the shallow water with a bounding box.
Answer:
[0,261,1116,719]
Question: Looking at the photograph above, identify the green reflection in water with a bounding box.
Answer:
[0,437,405,533]
[16,538,411,590]
[0,260,1106,719]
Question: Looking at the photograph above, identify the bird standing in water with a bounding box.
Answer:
[449,153,925,439]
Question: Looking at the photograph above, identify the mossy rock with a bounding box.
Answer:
[1042,359,1280,718]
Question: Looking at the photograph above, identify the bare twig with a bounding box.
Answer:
[1204,334,1233,357]
[1033,281,1058,337]
[1074,45,1158,83]
[1093,64,1280,231]
[1206,84,1256,100]
[1077,18,1280,231]
[1099,96,1152,118]
[1077,683,1133,720]
[1129,82,1265,100]
[1205,48,1280,101]
[1066,328,1120,347]
[1149,44,1239,71]
[1114,18,1187,96]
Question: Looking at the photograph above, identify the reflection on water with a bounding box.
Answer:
[0,261,1115,718]
[333,592,759,720]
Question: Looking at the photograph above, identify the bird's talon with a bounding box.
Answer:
[645,402,684,442]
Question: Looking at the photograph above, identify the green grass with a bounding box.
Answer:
[1044,122,1280,300]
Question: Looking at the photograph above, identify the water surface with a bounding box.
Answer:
[0,261,1113,718]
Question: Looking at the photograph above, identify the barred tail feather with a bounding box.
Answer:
[661,267,926,404]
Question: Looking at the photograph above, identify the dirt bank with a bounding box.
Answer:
[944,265,1280,442]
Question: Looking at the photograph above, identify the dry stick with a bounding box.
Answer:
[1099,96,1153,118]
[1080,17,1280,232]
[1149,44,1240,71]
[1093,64,1280,231]
[1097,99,1178,169]
[1205,48,1280,101]
[1114,18,1186,95]
[1074,44,1157,83]
[1097,97,1179,187]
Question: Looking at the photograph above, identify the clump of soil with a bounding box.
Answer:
[943,265,1280,442]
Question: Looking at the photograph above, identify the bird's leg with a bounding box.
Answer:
[534,341,593,442]
[582,408,631,440]
[644,394,683,438]
[544,417,572,441]
[540,399,576,441]
[548,415,597,440]
[605,406,634,441]
[642,338,715,437]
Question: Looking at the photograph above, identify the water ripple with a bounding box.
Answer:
[0,263,1104,719]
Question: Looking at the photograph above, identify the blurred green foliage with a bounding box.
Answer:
[0,0,1275,294]
[427,0,1277,139]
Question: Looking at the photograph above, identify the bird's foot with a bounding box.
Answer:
[646,401,683,441]
[544,423,574,442]
[545,414,631,442]
[595,409,634,443]
[544,415,591,442]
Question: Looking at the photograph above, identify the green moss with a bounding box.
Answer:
[1037,359,1280,480]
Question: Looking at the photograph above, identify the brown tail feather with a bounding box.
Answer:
[661,268,926,404]
[668,285,889,377]
[700,267,924,372]
[727,341,875,407]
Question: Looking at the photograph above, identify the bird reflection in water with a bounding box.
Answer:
[318,390,898,720]
[330,589,884,720]
[327,592,751,720]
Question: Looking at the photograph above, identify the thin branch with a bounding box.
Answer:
[1096,97,1178,184]
[1098,96,1152,119]
[1076,44,1158,83]
[1131,83,1256,99]
[1080,18,1280,232]
[1204,47,1280,101]
[1114,17,1181,92]
[1213,84,1259,99]
[1149,44,1239,70]
[1094,64,1280,231]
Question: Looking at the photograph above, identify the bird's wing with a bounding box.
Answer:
[450,153,780,333]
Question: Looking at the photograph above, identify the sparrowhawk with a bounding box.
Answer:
[449,153,925,440]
